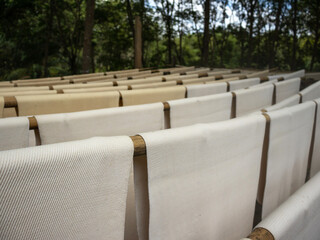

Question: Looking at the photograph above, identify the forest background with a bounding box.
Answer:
[0,0,319,81]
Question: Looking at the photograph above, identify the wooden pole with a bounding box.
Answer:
[134,16,142,69]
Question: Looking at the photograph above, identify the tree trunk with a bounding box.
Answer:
[167,18,172,65]
[140,0,145,65]
[270,0,283,68]
[310,0,320,71]
[179,31,183,65]
[240,25,245,67]
[126,0,135,40]
[42,0,53,77]
[82,0,95,73]
[191,0,202,51]
[211,25,215,67]
[291,0,297,71]
[247,0,257,67]
[310,32,319,71]
[238,6,245,67]
[91,42,95,72]
[201,0,210,66]
[135,16,143,68]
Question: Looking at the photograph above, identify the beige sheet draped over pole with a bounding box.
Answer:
[229,78,261,91]
[0,81,14,87]
[69,75,115,83]
[248,172,320,240]
[246,70,270,78]
[16,80,71,87]
[12,76,63,83]
[53,81,114,90]
[186,82,228,97]
[130,81,177,90]
[0,86,50,91]
[283,69,305,80]
[0,90,58,96]
[120,86,186,106]
[234,85,274,117]
[35,103,165,145]
[62,86,128,94]
[137,115,266,240]
[0,117,30,151]
[300,81,320,102]
[117,78,163,86]
[263,94,301,112]
[0,137,134,240]
[273,78,301,103]
[15,92,120,116]
[167,93,232,128]
[257,102,315,221]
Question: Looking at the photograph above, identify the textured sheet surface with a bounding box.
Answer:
[268,74,287,80]
[264,94,300,112]
[121,86,186,106]
[0,82,13,87]
[310,99,320,177]
[69,76,112,83]
[229,78,260,91]
[168,92,232,128]
[235,84,274,117]
[257,172,320,240]
[300,81,320,102]
[250,79,278,88]
[0,86,49,92]
[165,74,198,82]
[275,78,301,103]
[284,69,305,80]
[2,108,17,118]
[13,77,62,83]
[16,92,119,116]
[131,81,176,89]
[268,70,304,81]
[37,103,164,145]
[181,78,207,85]
[186,82,227,97]
[17,79,70,87]
[117,78,162,86]
[0,90,57,96]
[63,86,127,93]
[53,82,113,90]
[0,117,29,150]
[71,77,112,84]
[0,137,134,240]
[262,102,315,218]
[139,115,265,240]
[246,70,270,78]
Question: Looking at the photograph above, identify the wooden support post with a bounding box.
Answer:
[134,16,142,69]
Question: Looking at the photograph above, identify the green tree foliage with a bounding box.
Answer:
[0,0,319,81]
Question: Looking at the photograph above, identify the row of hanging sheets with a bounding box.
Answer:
[1,69,319,240]
[0,69,304,118]
[0,67,260,117]
[0,70,306,149]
